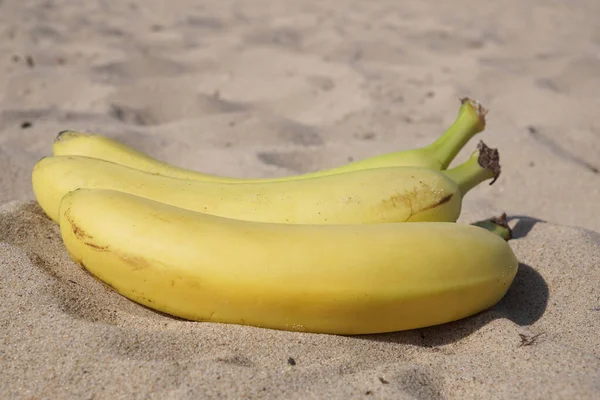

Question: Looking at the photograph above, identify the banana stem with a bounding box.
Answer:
[426,98,488,169]
[443,141,501,196]
[473,213,513,241]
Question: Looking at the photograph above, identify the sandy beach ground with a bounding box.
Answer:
[1,0,599,398]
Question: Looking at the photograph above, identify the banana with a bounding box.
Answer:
[58,188,518,335]
[52,98,487,183]
[33,142,500,225]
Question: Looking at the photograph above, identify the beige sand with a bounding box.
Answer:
[1,0,599,398]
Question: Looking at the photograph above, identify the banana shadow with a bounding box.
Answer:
[506,215,547,239]
[354,262,548,347]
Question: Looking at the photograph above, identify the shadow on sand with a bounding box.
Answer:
[356,260,548,347]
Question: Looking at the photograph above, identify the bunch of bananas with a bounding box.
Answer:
[32,98,518,335]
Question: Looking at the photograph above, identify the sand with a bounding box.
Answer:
[1,0,599,398]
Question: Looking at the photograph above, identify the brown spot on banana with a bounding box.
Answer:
[117,253,155,271]
[419,193,454,212]
[66,214,110,251]
[64,207,94,241]
[71,223,93,240]
[83,241,110,252]
[380,185,453,220]
[113,249,178,275]
[381,192,410,209]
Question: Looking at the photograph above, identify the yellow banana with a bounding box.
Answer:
[32,142,500,225]
[58,188,518,335]
[52,98,487,183]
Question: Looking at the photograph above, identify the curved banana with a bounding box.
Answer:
[33,142,500,225]
[52,98,487,183]
[59,188,518,335]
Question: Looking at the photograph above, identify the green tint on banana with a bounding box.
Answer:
[345,97,488,172]
[430,98,488,169]
[52,98,487,183]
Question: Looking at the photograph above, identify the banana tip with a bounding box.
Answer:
[55,130,86,142]
[473,213,513,241]
[476,141,501,184]
[460,97,489,118]
[488,212,512,240]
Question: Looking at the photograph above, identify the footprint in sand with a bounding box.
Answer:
[106,82,247,126]
[216,112,324,148]
[244,27,303,50]
[256,150,319,173]
[184,14,226,31]
[2,71,113,111]
[535,55,600,96]
[406,28,486,53]
[28,24,63,44]
[271,117,323,146]
[326,39,409,65]
[212,47,370,126]
[91,55,200,85]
